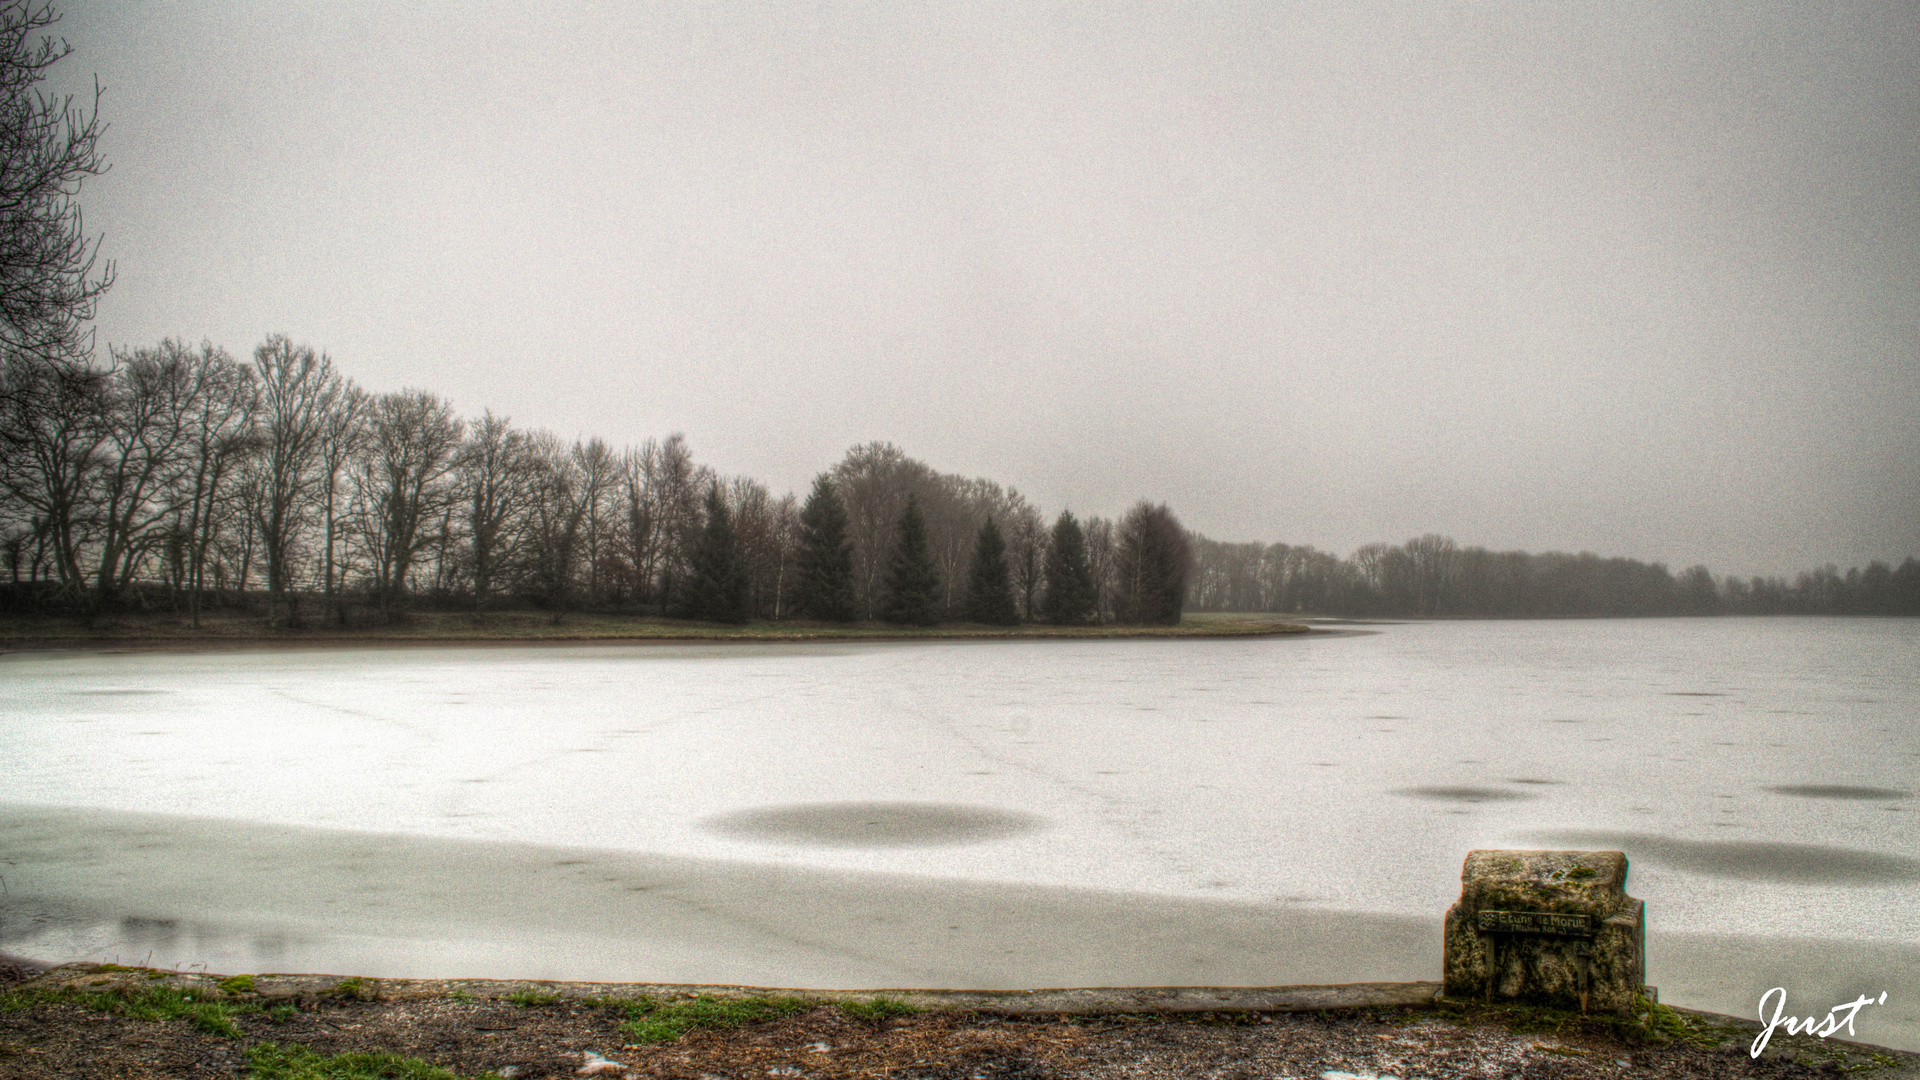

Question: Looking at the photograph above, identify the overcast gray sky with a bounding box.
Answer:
[56,2,1919,578]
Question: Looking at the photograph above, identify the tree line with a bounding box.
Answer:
[0,336,1194,626]
[1185,533,1920,618]
[7,334,1912,626]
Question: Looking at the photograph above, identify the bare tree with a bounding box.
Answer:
[87,351,178,601]
[424,500,461,598]
[647,433,707,612]
[354,389,463,620]
[1113,501,1192,625]
[522,431,589,623]
[728,475,798,619]
[250,335,342,627]
[2,340,257,615]
[0,353,104,596]
[314,383,369,626]
[616,440,661,608]
[915,478,973,618]
[1403,533,1458,616]
[766,490,800,619]
[0,504,29,583]
[91,340,249,605]
[1352,543,1389,596]
[228,459,263,594]
[1083,515,1116,623]
[169,343,257,628]
[1003,502,1046,621]
[458,411,533,611]
[0,1,113,363]
[572,437,618,609]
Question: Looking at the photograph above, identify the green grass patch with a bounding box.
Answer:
[331,978,376,1002]
[0,983,258,1036]
[245,1041,486,1079]
[1632,994,1697,1044]
[1438,995,1724,1049]
[586,993,813,1044]
[838,997,920,1021]
[219,974,257,995]
[504,988,561,1007]
[1,987,53,1013]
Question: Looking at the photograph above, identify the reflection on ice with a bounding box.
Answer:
[1765,785,1910,800]
[67,689,170,696]
[704,802,1044,848]
[1529,830,1920,886]
[1395,786,1537,803]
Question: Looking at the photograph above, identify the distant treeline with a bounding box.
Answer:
[0,337,1189,626]
[6,337,1913,627]
[1186,533,1920,618]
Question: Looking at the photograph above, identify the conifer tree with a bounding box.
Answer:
[795,474,855,621]
[1042,510,1097,625]
[965,517,1019,626]
[881,495,941,626]
[678,482,748,623]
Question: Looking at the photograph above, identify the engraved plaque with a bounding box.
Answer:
[1476,910,1594,937]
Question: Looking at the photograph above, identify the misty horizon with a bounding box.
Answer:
[48,3,1920,579]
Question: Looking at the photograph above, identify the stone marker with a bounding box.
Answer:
[1442,849,1645,1014]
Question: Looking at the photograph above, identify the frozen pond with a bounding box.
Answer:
[3,618,1917,1048]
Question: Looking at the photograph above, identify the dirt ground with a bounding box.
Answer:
[4,963,1917,1080]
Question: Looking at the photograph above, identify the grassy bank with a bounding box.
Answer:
[0,608,1309,651]
[7,963,1912,1079]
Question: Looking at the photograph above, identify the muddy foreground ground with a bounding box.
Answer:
[3,963,1916,1079]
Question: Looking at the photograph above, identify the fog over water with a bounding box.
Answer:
[54,3,1920,576]
[4,620,1917,1046]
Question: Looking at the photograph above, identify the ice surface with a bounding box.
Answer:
[2,618,1916,1046]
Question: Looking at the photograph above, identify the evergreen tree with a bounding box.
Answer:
[1042,510,1097,625]
[795,474,855,621]
[881,495,941,626]
[965,517,1019,625]
[678,482,748,623]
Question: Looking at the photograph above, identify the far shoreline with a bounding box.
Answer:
[0,609,1313,655]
